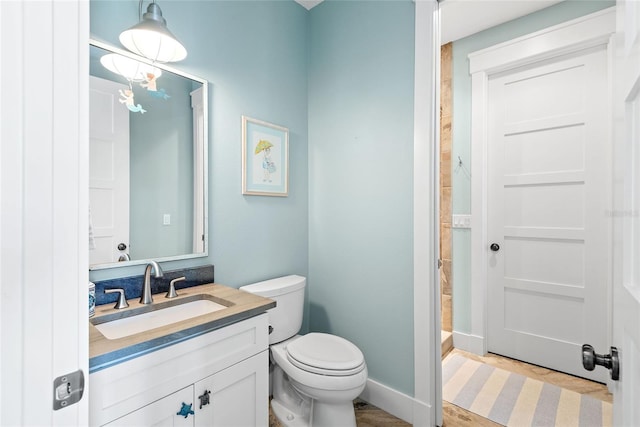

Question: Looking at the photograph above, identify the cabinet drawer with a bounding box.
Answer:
[90,313,268,426]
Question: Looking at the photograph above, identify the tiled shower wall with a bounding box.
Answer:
[440,42,452,333]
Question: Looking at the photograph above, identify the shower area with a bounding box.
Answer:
[440,42,453,357]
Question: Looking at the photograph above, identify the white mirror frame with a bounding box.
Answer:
[88,39,209,271]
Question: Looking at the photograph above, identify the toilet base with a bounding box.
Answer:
[272,398,309,427]
[271,397,357,427]
[271,365,311,427]
[270,363,359,427]
[310,400,357,427]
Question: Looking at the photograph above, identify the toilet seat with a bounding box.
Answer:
[271,335,368,395]
[286,333,365,376]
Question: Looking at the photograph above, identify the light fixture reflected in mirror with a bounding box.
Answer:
[100,52,167,114]
[100,53,162,82]
[119,1,187,63]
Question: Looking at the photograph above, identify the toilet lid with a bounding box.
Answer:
[286,333,365,376]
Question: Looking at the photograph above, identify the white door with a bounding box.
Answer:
[89,76,130,265]
[487,46,610,382]
[1,1,89,424]
[609,0,640,423]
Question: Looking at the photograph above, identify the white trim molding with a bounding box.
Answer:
[413,0,440,426]
[468,7,616,356]
[469,7,616,75]
[360,379,424,425]
[452,331,486,356]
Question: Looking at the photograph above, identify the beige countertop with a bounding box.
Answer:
[89,283,275,372]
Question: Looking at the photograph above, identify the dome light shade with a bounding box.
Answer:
[119,2,187,63]
[100,53,162,82]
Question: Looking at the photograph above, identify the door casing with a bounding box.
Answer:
[461,7,616,356]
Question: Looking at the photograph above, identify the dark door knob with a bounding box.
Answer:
[117,243,127,251]
[490,243,500,252]
[582,344,619,381]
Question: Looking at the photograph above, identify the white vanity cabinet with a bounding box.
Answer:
[91,313,269,426]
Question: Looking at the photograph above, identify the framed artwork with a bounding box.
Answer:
[241,116,289,197]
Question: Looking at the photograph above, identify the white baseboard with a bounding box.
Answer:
[411,398,432,427]
[452,331,485,355]
[359,378,432,425]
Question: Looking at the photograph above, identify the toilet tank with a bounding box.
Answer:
[239,275,305,344]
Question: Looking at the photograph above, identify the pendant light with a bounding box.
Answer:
[119,1,187,63]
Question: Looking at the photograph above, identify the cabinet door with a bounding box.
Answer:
[195,351,269,427]
[104,386,195,427]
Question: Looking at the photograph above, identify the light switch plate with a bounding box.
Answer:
[452,214,471,229]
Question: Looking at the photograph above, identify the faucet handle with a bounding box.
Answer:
[166,277,186,299]
[105,288,129,309]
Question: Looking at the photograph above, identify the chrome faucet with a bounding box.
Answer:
[140,261,163,304]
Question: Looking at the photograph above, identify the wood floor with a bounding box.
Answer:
[269,398,411,427]
[269,348,612,427]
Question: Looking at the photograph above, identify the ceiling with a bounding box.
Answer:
[294,0,565,44]
[295,0,323,10]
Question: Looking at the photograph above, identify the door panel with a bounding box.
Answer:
[503,125,585,175]
[503,64,586,123]
[503,184,585,228]
[503,238,584,286]
[488,47,610,382]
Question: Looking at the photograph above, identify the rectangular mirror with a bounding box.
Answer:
[89,39,208,270]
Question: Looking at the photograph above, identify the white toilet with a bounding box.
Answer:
[240,275,368,427]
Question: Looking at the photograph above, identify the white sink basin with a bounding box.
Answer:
[94,299,227,339]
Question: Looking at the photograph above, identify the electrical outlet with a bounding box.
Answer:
[163,214,171,225]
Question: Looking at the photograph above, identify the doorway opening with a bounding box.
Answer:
[439,41,453,359]
[437,2,617,425]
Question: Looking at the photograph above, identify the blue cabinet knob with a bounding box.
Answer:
[177,402,194,418]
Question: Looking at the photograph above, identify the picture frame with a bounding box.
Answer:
[242,116,289,197]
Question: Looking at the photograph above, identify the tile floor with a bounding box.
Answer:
[269,348,612,427]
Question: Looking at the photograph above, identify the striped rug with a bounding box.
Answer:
[442,353,612,427]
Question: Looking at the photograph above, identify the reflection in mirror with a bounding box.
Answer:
[89,40,208,270]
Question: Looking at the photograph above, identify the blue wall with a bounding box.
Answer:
[451,0,615,332]
[89,1,310,316]
[308,0,416,395]
[90,0,417,397]
[129,72,195,260]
